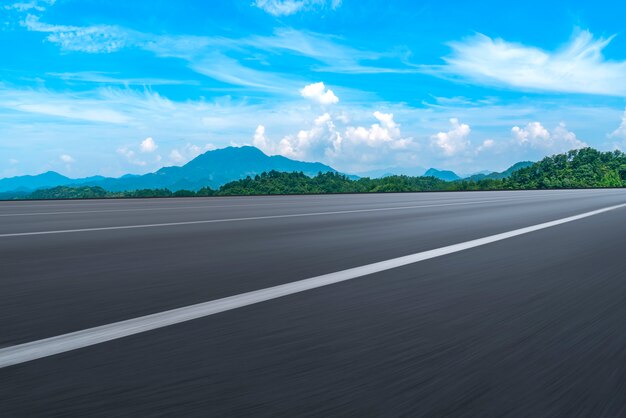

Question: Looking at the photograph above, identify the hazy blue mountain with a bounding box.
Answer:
[0,147,336,193]
[0,171,70,192]
[468,170,493,176]
[424,168,461,181]
[356,166,427,179]
[0,147,532,194]
[465,161,534,181]
[82,146,337,191]
[0,171,105,193]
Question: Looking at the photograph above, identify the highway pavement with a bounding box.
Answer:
[1,189,626,416]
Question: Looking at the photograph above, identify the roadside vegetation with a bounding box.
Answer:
[5,148,626,200]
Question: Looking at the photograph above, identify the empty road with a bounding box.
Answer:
[2,189,626,416]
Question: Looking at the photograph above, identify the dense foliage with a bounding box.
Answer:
[504,148,626,189]
[5,148,626,200]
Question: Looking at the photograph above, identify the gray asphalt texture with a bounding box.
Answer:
[1,189,626,417]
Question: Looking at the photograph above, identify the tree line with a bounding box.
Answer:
[11,148,626,200]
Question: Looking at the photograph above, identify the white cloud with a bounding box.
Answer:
[48,71,196,86]
[22,15,131,53]
[609,109,626,140]
[345,111,408,149]
[253,0,342,16]
[275,112,343,159]
[300,82,339,105]
[4,0,55,12]
[169,143,215,164]
[253,111,414,170]
[512,122,549,144]
[169,149,184,163]
[10,102,130,124]
[476,139,495,153]
[512,122,586,152]
[441,30,626,96]
[140,137,157,153]
[247,28,383,73]
[252,125,270,151]
[431,118,471,156]
[117,145,147,166]
[190,52,301,93]
[9,158,19,165]
[17,14,402,91]
[59,154,74,163]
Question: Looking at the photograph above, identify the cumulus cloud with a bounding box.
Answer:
[59,154,74,163]
[140,137,157,153]
[345,111,409,149]
[476,139,495,153]
[441,30,626,96]
[512,122,586,152]
[116,146,145,166]
[252,111,414,169]
[254,0,342,16]
[252,125,270,151]
[431,118,471,156]
[117,138,165,166]
[300,82,339,105]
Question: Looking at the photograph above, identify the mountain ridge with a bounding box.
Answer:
[0,146,535,193]
[465,161,534,181]
[0,146,336,193]
[424,168,462,181]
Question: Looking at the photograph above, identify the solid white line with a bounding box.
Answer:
[1,201,625,369]
[0,201,320,217]
[0,192,576,217]
[0,195,569,238]
[0,189,616,211]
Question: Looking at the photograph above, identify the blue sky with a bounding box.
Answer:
[2,0,626,177]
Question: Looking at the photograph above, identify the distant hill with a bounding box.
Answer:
[356,166,427,179]
[0,171,105,193]
[0,146,337,193]
[85,146,336,191]
[465,161,534,181]
[424,168,461,181]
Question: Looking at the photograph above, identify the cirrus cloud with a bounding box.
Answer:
[440,30,626,96]
[253,0,342,16]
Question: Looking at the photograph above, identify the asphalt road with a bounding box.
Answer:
[2,189,626,417]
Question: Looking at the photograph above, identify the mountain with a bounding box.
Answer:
[0,146,337,193]
[424,168,461,181]
[84,146,336,191]
[356,166,427,179]
[0,171,105,193]
[465,161,534,181]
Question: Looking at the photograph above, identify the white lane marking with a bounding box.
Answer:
[0,194,555,217]
[0,194,589,237]
[0,201,332,217]
[1,202,625,369]
[0,189,616,213]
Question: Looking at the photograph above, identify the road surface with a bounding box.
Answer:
[1,189,626,416]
